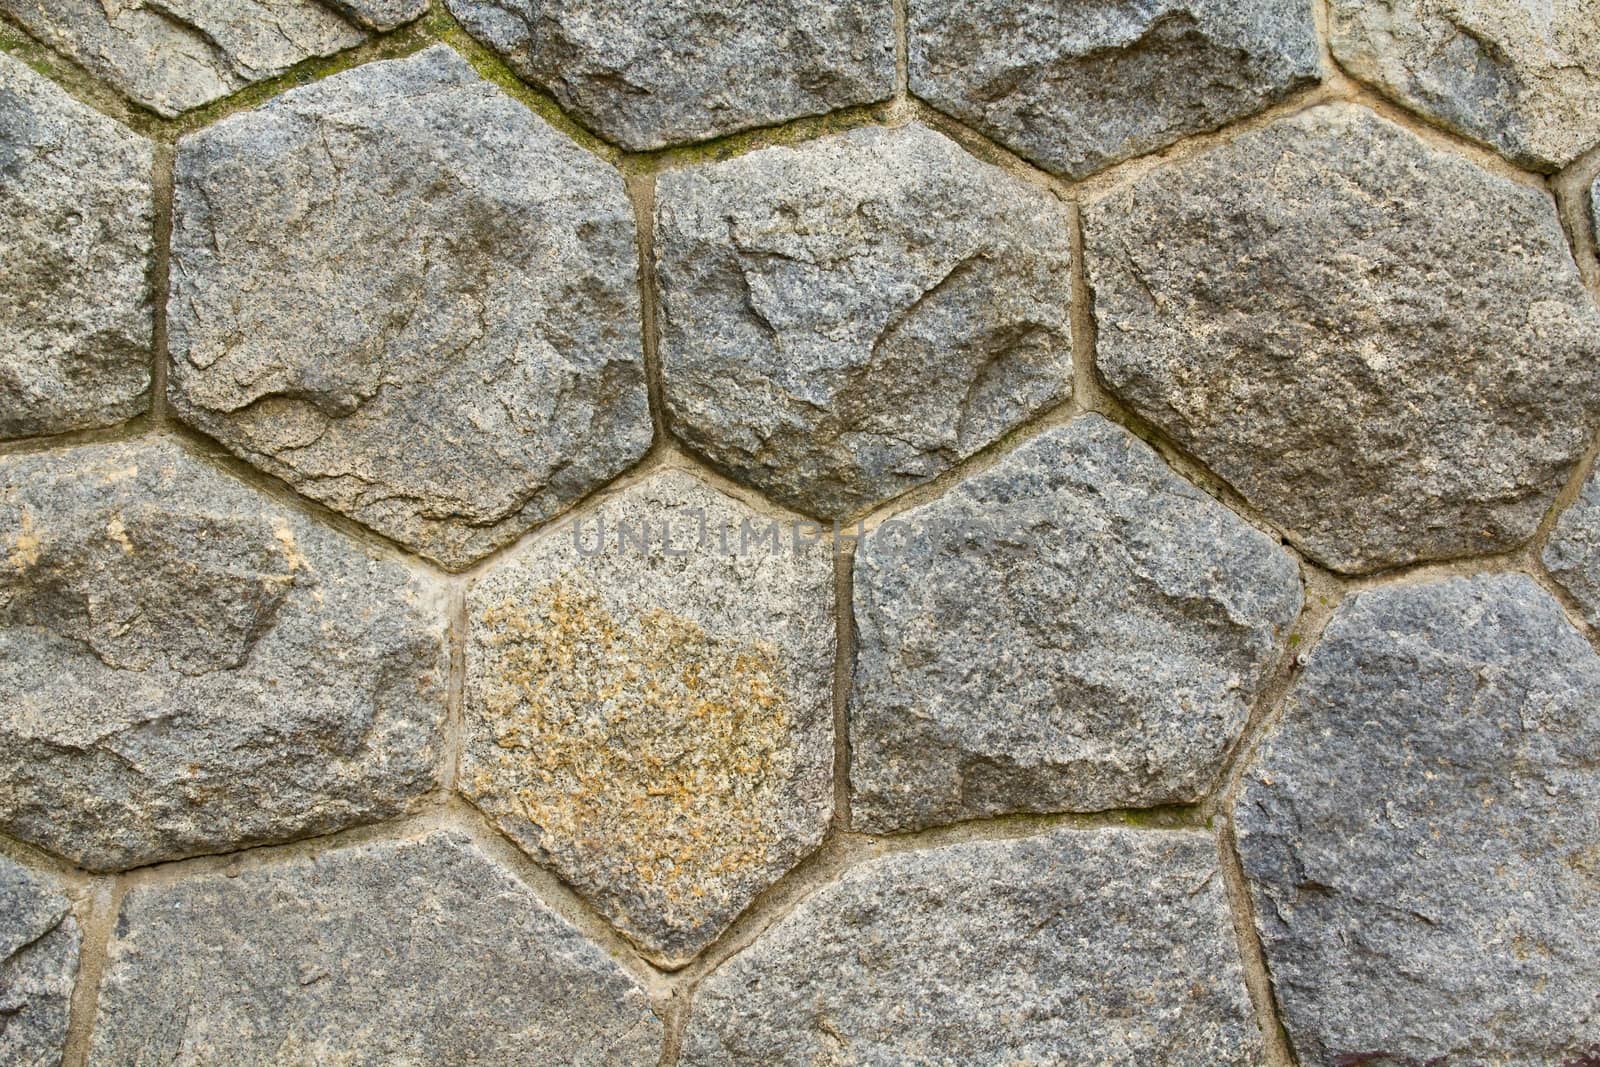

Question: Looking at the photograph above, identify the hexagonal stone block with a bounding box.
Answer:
[0,856,78,1067]
[908,0,1321,180]
[1236,575,1600,1066]
[656,123,1074,520]
[91,833,663,1064]
[167,46,650,571]
[850,416,1301,832]
[444,0,894,150]
[1085,104,1600,574]
[0,0,369,117]
[1,52,153,441]
[0,438,448,871]
[681,827,1263,1065]
[1329,0,1600,171]
[1543,465,1600,628]
[464,469,834,966]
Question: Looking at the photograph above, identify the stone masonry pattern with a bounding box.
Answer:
[0,1,1597,1065]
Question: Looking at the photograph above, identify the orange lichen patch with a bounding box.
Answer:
[470,578,795,942]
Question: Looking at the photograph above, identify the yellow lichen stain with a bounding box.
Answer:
[6,510,42,570]
[105,515,134,553]
[1566,844,1600,880]
[473,579,795,927]
[271,519,307,572]
[98,464,138,485]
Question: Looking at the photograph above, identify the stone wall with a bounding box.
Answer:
[2,1,1599,1064]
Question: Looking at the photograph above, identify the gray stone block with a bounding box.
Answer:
[444,0,894,149]
[1085,103,1600,573]
[324,0,425,31]
[657,123,1073,520]
[0,53,152,440]
[0,438,449,870]
[909,0,1320,179]
[682,827,1264,1065]
[91,833,663,1064]
[0,856,78,1067]
[1236,575,1600,1066]
[1543,464,1600,628]
[0,0,367,116]
[167,46,651,570]
[1329,0,1600,171]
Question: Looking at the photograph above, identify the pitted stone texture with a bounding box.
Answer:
[0,857,78,1067]
[464,470,834,966]
[682,828,1263,1065]
[1329,0,1600,171]
[0,0,366,117]
[444,0,894,150]
[657,123,1074,520]
[1,53,152,441]
[1543,466,1600,628]
[0,438,448,871]
[168,46,650,571]
[1085,104,1600,574]
[850,416,1301,833]
[324,0,426,30]
[92,833,663,1065]
[908,0,1320,180]
[1236,575,1600,1066]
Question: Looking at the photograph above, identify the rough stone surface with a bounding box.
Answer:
[850,416,1301,833]
[168,46,651,570]
[324,0,426,30]
[4,0,1599,1047]
[1,52,153,441]
[0,0,367,117]
[657,123,1074,520]
[0,438,449,871]
[1236,575,1600,1066]
[0,856,78,1067]
[444,0,894,150]
[1085,104,1600,574]
[464,469,834,966]
[1329,0,1600,171]
[682,828,1264,1065]
[92,832,663,1064]
[1543,465,1600,628]
[908,0,1321,180]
